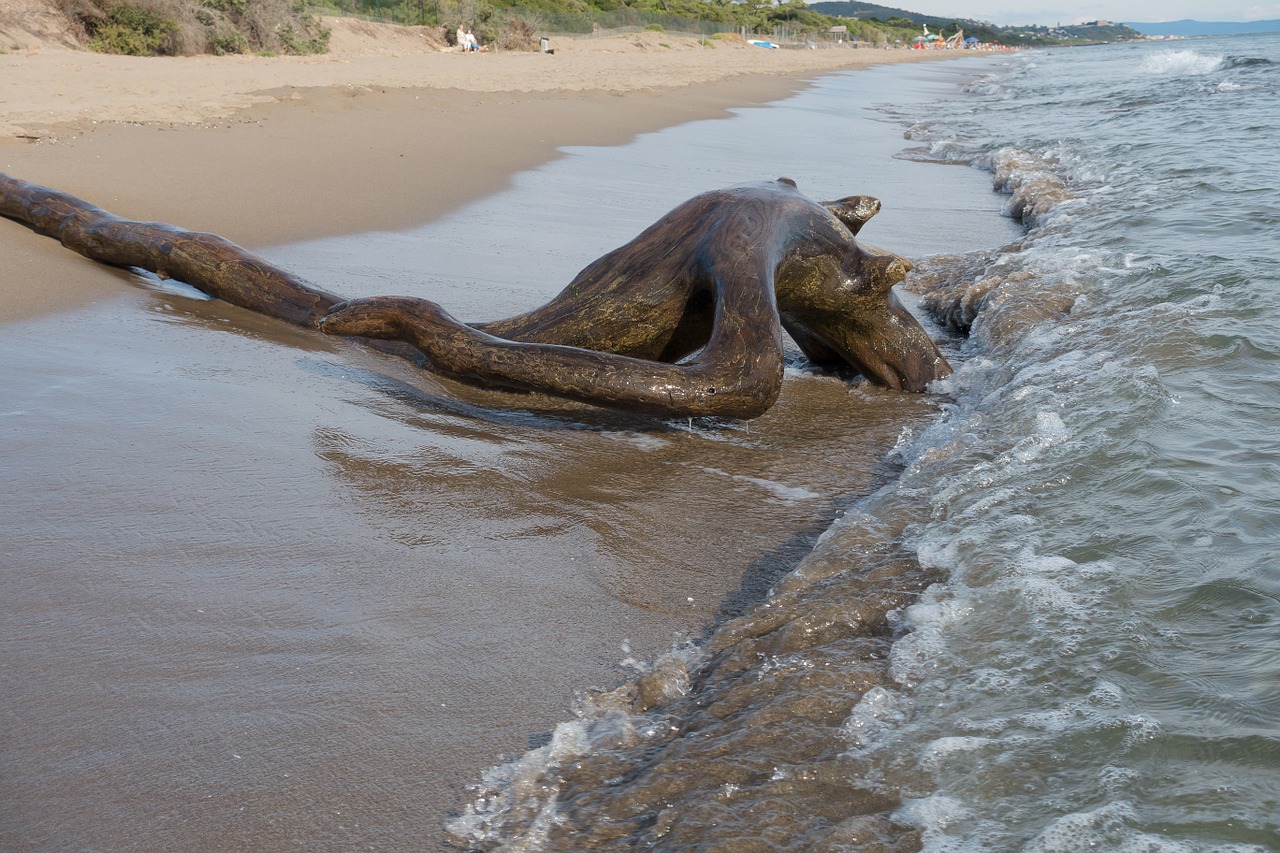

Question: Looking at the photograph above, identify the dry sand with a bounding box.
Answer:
[0,15,959,323]
[1,18,942,138]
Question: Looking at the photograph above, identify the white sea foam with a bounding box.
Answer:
[842,685,911,752]
[887,589,972,688]
[131,268,214,301]
[917,735,994,772]
[1023,799,1268,853]
[447,718,590,850]
[692,465,820,504]
[608,430,670,451]
[895,794,971,837]
[1140,49,1225,76]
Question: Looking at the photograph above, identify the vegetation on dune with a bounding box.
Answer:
[85,3,177,54]
[57,0,330,55]
[320,0,894,49]
[319,0,1139,51]
[51,0,1141,58]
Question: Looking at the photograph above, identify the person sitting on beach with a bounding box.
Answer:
[456,25,466,52]
[464,28,480,52]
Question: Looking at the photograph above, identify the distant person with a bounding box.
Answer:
[456,25,466,52]
[464,28,480,52]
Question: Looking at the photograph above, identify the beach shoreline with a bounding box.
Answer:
[0,30,994,852]
[1,22,964,323]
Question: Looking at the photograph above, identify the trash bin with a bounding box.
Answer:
[539,36,551,53]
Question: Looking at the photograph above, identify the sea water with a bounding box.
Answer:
[451,36,1280,851]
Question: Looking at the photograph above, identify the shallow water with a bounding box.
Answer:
[0,60,1016,851]
[883,36,1280,851]
[0,293,929,851]
[450,36,1280,853]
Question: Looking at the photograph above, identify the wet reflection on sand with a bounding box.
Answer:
[1,285,935,851]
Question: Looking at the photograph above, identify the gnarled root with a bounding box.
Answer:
[0,172,949,420]
[319,295,785,419]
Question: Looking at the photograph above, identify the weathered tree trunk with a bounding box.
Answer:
[0,172,949,420]
[0,172,343,327]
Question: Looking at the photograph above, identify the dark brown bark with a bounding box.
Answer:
[0,172,949,420]
[0,172,343,326]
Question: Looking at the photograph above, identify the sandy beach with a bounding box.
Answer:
[0,20,994,852]
[0,17,961,323]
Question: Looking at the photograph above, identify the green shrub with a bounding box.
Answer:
[66,0,332,56]
[88,4,178,54]
[643,22,662,31]
[276,21,330,53]
[206,23,247,53]
[203,0,247,13]
[282,1,329,52]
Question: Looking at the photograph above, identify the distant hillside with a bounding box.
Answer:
[809,1,1140,45]
[806,1,962,25]
[1124,19,1280,36]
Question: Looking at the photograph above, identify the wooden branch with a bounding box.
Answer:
[0,172,342,327]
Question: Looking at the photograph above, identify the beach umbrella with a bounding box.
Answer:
[965,36,980,44]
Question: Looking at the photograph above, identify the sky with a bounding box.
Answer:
[910,1,1280,25]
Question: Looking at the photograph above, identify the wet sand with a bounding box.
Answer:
[0,20,963,323]
[0,79,804,323]
[0,27,1003,852]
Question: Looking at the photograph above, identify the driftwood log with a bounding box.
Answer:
[0,173,949,420]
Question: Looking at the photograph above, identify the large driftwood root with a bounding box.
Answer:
[0,173,949,420]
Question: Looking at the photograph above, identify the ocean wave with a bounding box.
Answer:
[1221,55,1274,69]
[1139,49,1226,76]
[447,499,942,851]
[987,147,1076,228]
[445,129,1103,853]
[1141,49,1273,77]
[882,34,1280,852]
